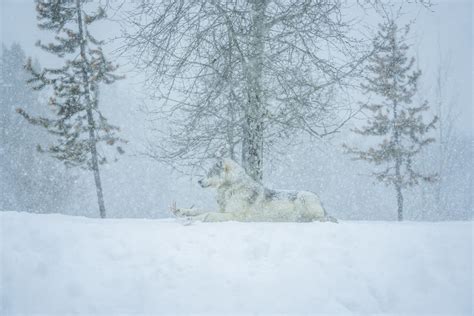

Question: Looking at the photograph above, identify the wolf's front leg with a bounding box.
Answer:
[172,207,205,217]
[193,212,246,222]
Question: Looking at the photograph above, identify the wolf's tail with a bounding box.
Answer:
[323,215,338,223]
[320,200,338,223]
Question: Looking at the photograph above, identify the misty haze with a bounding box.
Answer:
[1,0,472,315]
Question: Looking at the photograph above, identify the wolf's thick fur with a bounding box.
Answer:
[173,159,336,223]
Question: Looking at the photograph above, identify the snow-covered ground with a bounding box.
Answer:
[0,211,472,315]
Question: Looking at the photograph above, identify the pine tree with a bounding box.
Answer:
[344,20,437,221]
[17,0,124,218]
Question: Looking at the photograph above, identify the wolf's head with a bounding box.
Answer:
[198,159,243,188]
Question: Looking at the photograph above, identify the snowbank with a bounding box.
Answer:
[0,211,471,315]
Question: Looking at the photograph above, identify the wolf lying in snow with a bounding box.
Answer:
[173,159,337,223]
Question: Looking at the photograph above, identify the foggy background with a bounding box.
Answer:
[1,0,472,220]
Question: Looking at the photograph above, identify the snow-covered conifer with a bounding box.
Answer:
[18,0,124,218]
[344,19,437,221]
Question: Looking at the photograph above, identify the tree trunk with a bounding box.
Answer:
[241,0,266,182]
[226,100,236,161]
[86,108,106,219]
[394,127,403,221]
[394,108,403,221]
[76,0,106,218]
[395,180,403,221]
[393,91,403,220]
[242,107,264,181]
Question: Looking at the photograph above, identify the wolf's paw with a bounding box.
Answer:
[176,208,198,217]
[179,217,195,226]
[170,202,200,217]
[171,208,183,217]
[171,208,189,217]
[169,201,184,217]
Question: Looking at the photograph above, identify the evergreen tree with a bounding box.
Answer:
[1,42,73,213]
[344,20,437,221]
[18,0,124,218]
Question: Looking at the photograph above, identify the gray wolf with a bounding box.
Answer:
[173,159,337,223]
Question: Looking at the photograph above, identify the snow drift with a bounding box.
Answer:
[0,211,471,315]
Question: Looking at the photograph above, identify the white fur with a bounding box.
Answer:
[174,159,336,223]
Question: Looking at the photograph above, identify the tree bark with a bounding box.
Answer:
[241,0,267,182]
[76,0,106,218]
[393,99,403,221]
[395,171,404,221]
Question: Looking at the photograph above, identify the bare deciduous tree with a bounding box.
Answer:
[122,0,377,180]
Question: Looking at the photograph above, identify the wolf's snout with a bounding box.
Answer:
[198,179,203,186]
